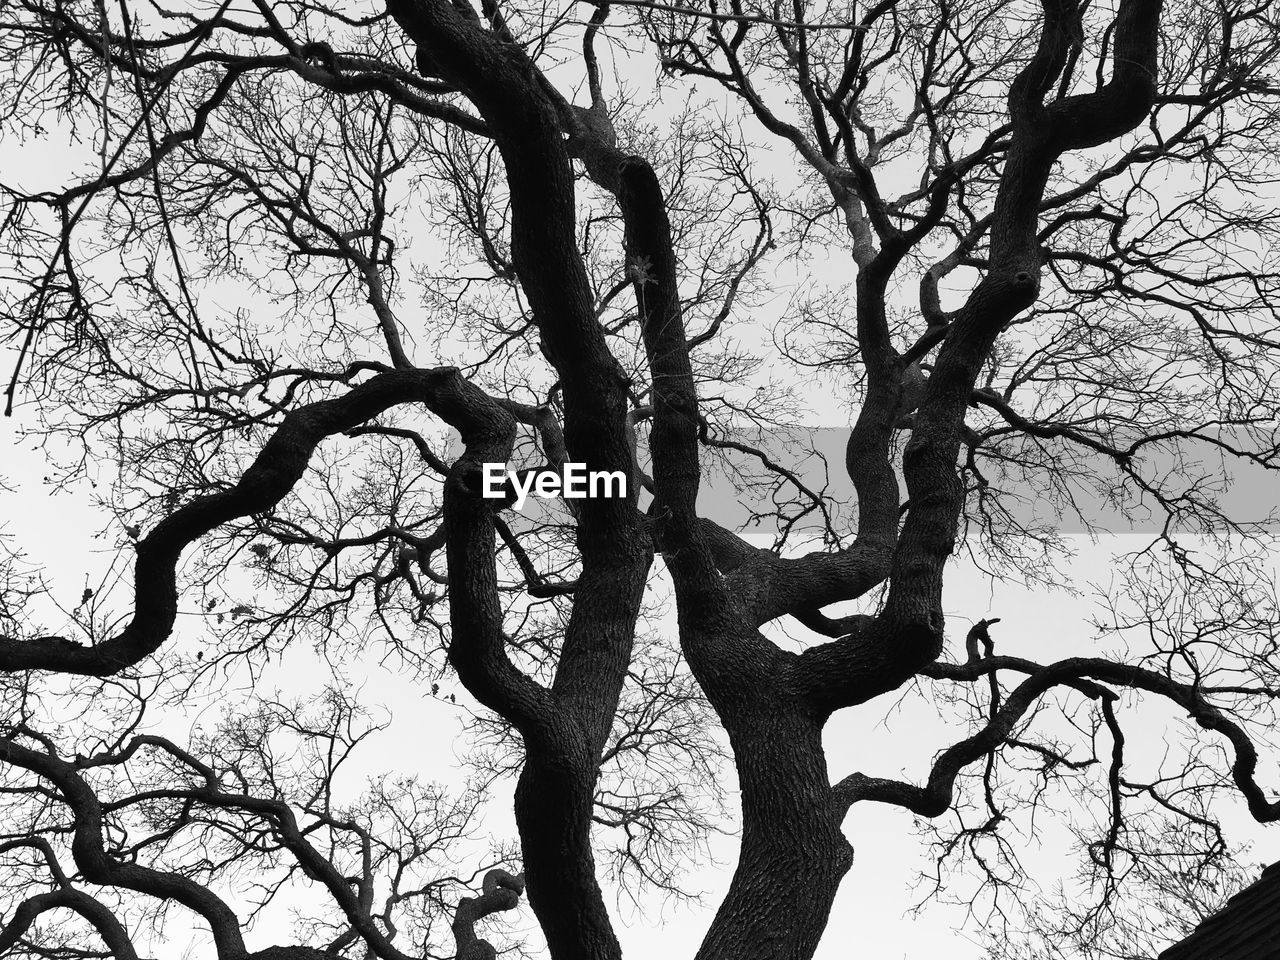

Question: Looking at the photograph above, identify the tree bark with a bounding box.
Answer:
[516,742,624,960]
[695,701,852,960]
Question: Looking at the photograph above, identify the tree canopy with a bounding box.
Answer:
[2,0,1280,958]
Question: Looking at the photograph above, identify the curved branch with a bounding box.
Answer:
[452,869,526,960]
[832,657,1116,817]
[0,732,446,960]
[0,368,494,675]
[0,736,247,958]
[0,887,140,959]
[835,647,1280,826]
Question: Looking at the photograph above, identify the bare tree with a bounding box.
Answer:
[1,0,1279,958]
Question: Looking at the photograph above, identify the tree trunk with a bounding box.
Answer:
[516,745,623,960]
[695,701,852,960]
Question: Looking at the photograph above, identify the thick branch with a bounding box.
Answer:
[0,737,247,958]
[0,368,477,675]
[0,887,140,959]
[452,870,526,960]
